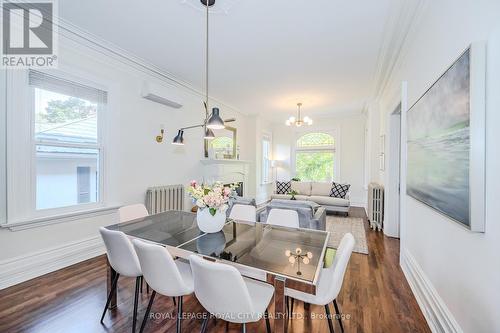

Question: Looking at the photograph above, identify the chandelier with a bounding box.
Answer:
[286,102,312,127]
[172,0,233,145]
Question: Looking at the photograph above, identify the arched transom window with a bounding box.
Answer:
[295,132,336,181]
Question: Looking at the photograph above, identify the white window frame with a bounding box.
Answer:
[292,130,339,182]
[261,133,272,184]
[4,68,110,227]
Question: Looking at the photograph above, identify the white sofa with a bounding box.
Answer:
[271,181,350,215]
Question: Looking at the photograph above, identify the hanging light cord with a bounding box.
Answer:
[205,1,209,121]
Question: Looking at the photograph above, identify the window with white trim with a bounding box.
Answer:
[30,70,106,211]
[294,132,336,181]
[261,135,271,183]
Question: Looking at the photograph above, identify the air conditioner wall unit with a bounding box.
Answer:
[141,81,183,109]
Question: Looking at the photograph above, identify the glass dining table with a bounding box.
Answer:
[105,210,330,333]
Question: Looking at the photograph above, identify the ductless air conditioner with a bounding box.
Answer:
[141,81,183,108]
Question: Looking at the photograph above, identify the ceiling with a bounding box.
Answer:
[59,0,398,121]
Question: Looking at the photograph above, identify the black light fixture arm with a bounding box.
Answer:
[179,123,206,131]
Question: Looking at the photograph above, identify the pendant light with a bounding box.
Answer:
[172,130,184,145]
[286,103,313,127]
[203,101,216,139]
[207,107,225,129]
[204,127,215,139]
[204,0,225,130]
[171,0,225,145]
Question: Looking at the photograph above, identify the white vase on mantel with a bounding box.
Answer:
[196,208,226,233]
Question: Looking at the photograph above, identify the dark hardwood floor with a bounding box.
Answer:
[0,207,430,333]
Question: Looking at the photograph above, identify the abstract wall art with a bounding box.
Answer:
[406,44,486,231]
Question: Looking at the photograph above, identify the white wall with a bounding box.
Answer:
[250,115,274,204]
[365,102,382,185]
[0,70,6,224]
[271,114,367,206]
[0,27,253,287]
[378,1,500,331]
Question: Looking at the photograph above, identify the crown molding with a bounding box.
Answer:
[53,16,246,116]
[371,0,429,104]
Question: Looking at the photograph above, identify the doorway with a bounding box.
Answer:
[384,104,401,238]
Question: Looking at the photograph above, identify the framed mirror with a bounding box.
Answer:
[204,126,237,159]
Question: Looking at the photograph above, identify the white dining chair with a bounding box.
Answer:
[132,239,194,333]
[267,208,300,228]
[118,204,150,293]
[229,204,256,222]
[99,227,143,333]
[286,233,355,333]
[118,204,149,222]
[189,254,274,333]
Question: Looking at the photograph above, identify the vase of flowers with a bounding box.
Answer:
[188,181,238,233]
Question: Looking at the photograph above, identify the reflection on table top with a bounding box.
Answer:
[107,210,202,247]
[106,210,330,284]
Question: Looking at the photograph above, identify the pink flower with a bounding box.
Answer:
[190,180,197,188]
[224,187,231,196]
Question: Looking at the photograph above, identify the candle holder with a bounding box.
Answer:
[285,248,313,276]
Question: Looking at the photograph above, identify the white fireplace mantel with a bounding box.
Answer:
[200,159,252,165]
[199,159,251,196]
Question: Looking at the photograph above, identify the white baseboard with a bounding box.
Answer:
[400,248,463,333]
[0,236,105,290]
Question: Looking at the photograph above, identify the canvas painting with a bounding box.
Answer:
[407,49,471,227]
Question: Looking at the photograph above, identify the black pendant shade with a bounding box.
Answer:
[172,130,184,145]
[207,107,225,130]
[204,127,215,139]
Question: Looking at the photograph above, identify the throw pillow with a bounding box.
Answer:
[276,181,291,194]
[330,182,350,198]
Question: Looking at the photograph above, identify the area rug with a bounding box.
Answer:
[326,215,369,254]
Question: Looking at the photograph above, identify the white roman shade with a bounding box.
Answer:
[29,70,107,104]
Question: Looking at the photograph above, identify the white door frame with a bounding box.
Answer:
[383,105,402,238]
[399,82,408,263]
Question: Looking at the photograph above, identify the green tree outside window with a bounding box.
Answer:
[295,133,335,181]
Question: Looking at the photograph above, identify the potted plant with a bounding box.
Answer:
[288,190,299,200]
[188,181,238,233]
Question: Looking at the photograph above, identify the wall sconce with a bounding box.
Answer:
[156,126,165,143]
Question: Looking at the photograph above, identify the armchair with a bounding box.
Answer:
[259,199,326,231]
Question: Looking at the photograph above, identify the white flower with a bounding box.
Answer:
[188,181,237,212]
